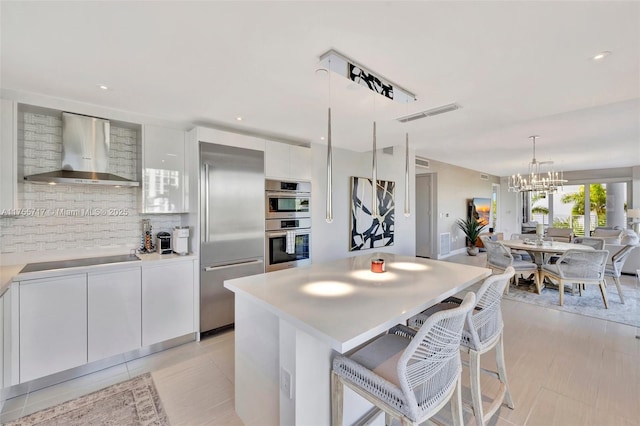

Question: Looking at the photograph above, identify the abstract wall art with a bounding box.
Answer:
[350,176,395,251]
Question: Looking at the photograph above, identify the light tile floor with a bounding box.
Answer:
[1,254,638,425]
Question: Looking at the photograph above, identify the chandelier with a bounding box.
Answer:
[508,135,566,194]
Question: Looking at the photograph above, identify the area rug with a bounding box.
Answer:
[6,373,170,426]
[503,276,640,327]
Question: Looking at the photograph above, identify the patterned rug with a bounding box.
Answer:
[503,275,640,327]
[5,373,169,426]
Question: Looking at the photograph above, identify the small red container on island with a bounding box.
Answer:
[371,258,385,273]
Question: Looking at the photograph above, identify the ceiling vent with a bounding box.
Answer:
[415,156,430,168]
[480,173,489,180]
[383,146,394,155]
[396,103,462,123]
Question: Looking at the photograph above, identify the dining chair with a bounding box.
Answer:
[603,245,635,304]
[483,238,540,293]
[331,292,476,426]
[408,267,516,426]
[540,249,609,308]
[575,237,606,250]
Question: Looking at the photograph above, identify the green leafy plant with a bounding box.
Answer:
[456,217,487,247]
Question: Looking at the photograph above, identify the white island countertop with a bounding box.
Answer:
[225,253,491,353]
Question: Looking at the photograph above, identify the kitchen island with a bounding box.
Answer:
[224,253,491,425]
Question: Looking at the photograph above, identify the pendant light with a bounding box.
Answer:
[324,59,333,224]
[404,132,410,217]
[326,106,333,223]
[371,121,378,219]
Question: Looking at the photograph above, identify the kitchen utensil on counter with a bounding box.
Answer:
[156,231,172,254]
[173,226,190,255]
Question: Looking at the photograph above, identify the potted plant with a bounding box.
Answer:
[456,217,487,256]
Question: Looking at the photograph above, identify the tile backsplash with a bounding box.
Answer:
[0,111,182,260]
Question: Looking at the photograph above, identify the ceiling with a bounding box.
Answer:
[1,1,639,177]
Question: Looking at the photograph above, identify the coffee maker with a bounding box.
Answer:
[156,232,172,255]
[173,226,190,255]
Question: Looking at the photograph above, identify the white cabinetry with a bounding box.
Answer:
[0,99,18,212]
[142,125,187,213]
[19,274,87,383]
[265,141,311,181]
[88,268,142,363]
[142,260,195,346]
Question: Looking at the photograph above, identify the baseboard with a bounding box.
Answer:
[437,247,467,259]
[3,333,196,399]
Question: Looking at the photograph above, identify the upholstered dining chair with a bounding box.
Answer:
[408,267,516,426]
[540,249,609,308]
[482,237,540,293]
[575,237,606,250]
[331,292,476,426]
[603,245,635,304]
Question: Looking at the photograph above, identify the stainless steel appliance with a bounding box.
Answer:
[156,231,172,254]
[265,219,311,272]
[173,226,190,255]
[24,112,139,186]
[265,179,311,219]
[200,143,265,334]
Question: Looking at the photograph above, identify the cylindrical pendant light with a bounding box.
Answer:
[326,107,333,223]
[404,132,410,217]
[371,121,378,219]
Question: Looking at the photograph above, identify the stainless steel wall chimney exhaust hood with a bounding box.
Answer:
[24,112,140,186]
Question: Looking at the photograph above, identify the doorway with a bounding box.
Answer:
[416,173,436,258]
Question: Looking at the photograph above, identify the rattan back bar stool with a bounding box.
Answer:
[331,292,476,426]
[408,267,516,426]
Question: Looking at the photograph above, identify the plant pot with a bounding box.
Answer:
[467,246,479,256]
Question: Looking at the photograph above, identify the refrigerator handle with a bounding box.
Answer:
[204,163,210,243]
[203,259,264,272]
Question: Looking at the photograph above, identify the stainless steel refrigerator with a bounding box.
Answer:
[200,142,265,334]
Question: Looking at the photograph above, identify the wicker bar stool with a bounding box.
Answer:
[408,267,516,426]
[331,292,476,426]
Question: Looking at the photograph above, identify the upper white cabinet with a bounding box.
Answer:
[0,99,18,212]
[88,268,142,363]
[142,124,187,213]
[19,274,87,383]
[265,141,311,181]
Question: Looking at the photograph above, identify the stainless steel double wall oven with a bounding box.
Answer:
[265,179,311,272]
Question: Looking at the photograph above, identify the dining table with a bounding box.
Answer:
[500,239,594,291]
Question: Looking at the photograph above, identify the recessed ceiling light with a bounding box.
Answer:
[320,136,325,141]
[591,51,612,61]
[236,116,243,121]
[98,84,109,90]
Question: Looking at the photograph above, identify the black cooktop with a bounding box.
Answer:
[20,254,141,273]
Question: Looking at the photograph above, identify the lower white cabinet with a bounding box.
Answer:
[142,260,195,346]
[19,274,87,383]
[88,268,142,363]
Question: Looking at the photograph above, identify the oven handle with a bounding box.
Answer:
[267,230,310,238]
[203,258,263,272]
[266,192,310,198]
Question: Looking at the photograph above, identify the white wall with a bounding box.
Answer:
[310,143,415,264]
[418,159,499,255]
